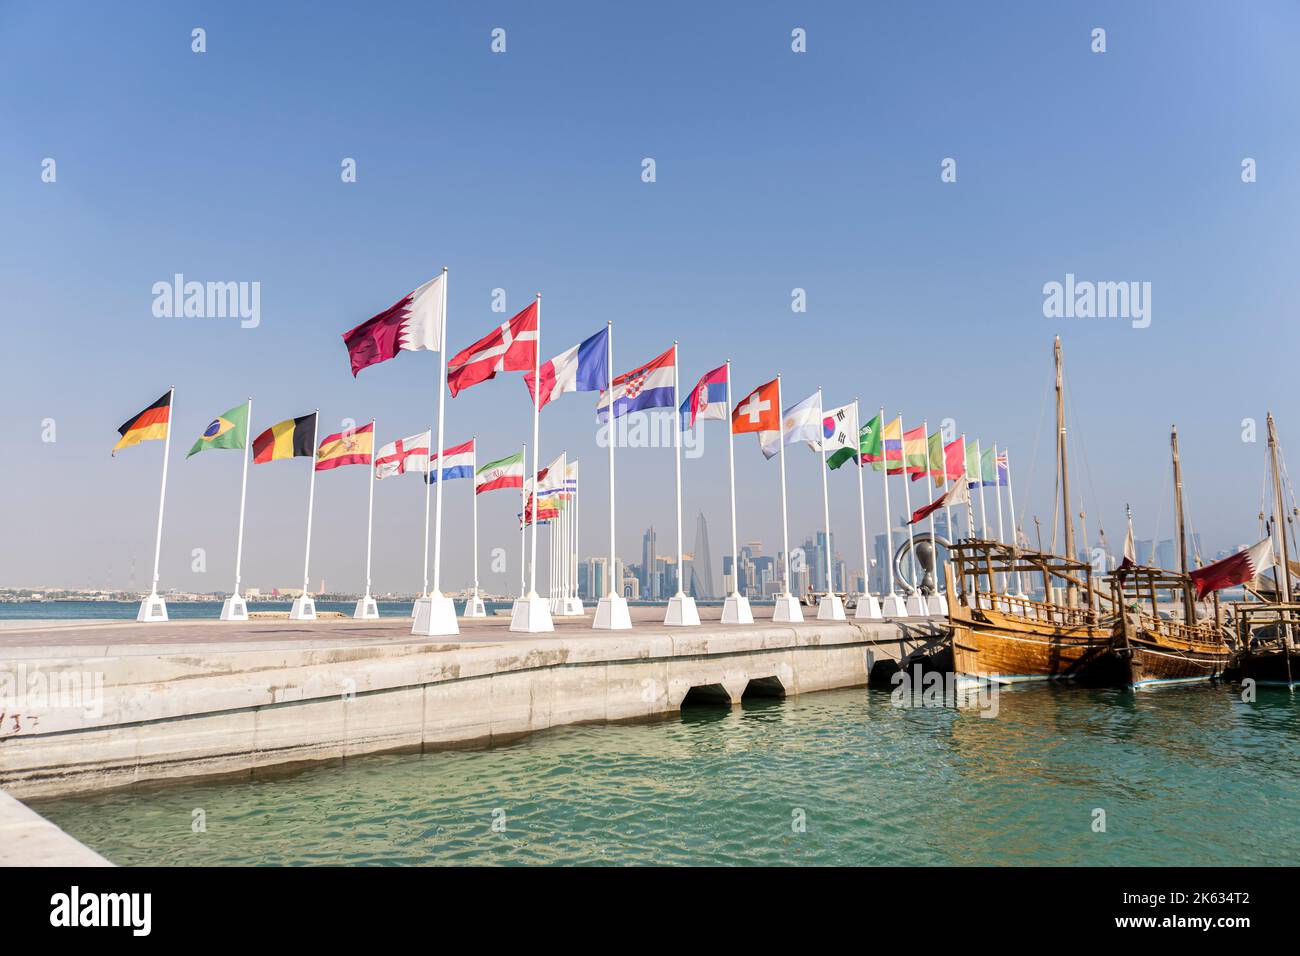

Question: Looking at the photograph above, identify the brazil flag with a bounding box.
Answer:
[187,402,249,458]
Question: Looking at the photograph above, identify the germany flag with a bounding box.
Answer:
[252,413,317,463]
[112,390,172,456]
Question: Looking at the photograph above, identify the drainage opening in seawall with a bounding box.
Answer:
[741,676,786,699]
[680,683,733,707]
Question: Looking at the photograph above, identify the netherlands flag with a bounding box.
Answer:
[596,345,676,422]
[679,364,728,429]
[426,439,476,483]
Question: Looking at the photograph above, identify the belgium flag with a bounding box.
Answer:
[252,413,317,463]
[112,390,172,456]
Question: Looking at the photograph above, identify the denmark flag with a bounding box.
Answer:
[447,301,539,397]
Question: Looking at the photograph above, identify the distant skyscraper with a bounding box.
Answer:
[691,511,715,598]
[641,526,658,600]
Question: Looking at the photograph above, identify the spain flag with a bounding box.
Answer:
[252,413,317,464]
[112,390,172,456]
[315,422,374,471]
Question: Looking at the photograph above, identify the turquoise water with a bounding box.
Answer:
[33,684,1300,866]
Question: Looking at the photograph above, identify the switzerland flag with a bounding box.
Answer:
[731,379,780,434]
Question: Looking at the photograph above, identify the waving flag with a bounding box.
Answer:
[596,346,675,422]
[909,476,970,525]
[939,437,965,486]
[315,422,374,471]
[476,451,525,494]
[903,425,928,476]
[112,391,171,456]
[374,430,431,480]
[965,441,982,486]
[187,402,248,458]
[523,453,566,525]
[874,417,905,473]
[761,391,820,460]
[1189,537,1274,599]
[821,404,860,468]
[526,327,608,410]
[427,439,476,482]
[447,301,539,397]
[253,414,317,464]
[680,364,728,429]
[732,379,780,435]
[985,449,1009,487]
[342,274,444,376]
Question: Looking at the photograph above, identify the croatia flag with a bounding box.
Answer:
[426,439,476,483]
[525,327,609,410]
[596,345,676,422]
[1188,537,1274,599]
[680,364,728,429]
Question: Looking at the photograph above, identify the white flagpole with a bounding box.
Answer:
[964,435,977,540]
[853,400,871,605]
[880,408,897,599]
[721,362,752,624]
[291,409,320,620]
[899,416,920,598]
[772,374,801,622]
[571,463,579,606]
[818,388,832,595]
[975,438,988,539]
[1004,447,1025,596]
[421,426,431,598]
[139,385,175,620]
[232,397,252,601]
[674,344,684,591]
[364,419,376,598]
[529,296,541,596]
[471,437,479,601]
[519,444,527,599]
[432,267,449,597]
[993,442,1007,593]
[608,322,615,598]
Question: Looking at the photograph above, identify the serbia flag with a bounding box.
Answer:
[680,364,729,429]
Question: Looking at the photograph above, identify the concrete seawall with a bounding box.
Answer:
[0,608,946,800]
[0,790,112,865]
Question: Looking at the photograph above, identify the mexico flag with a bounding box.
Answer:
[112,390,172,456]
[1189,537,1274,599]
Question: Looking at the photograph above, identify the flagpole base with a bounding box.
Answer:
[904,592,928,616]
[510,592,554,633]
[592,594,632,630]
[219,595,248,621]
[878,590,909,621]
[353,595,380,619]
[664,593,700,627]
[817,593,847,621]
[288,596,316,621]
[410,594,428,619]
[721,593,753,624]
[137,593,168,622]
[462,593,488,618]
[772,593,804,623]
[927,592,949,616]
[411,592,459,636]
[853,593,883,620]
[559,597,585,616]
[548,596,564,615]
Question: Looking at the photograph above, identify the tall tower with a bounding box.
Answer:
[692,511,715,598]
[641,526,657,600]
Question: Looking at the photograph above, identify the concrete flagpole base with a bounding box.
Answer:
[288,595,316,621]
[904,591,928,616]
[353,595,380,619]
[137,593,168,622]
[927,592,949,616]
[817,593,847,621]
[854,593,883,620]
[547,596,564,615]
[510,593,554,633]
[664,593,700,626]
[410,594,428,620]
[411,592,459,636]
[462,592,488,618]
[772,593,803,623]
[881,592,909,617]
[721,592,753,624]
[592,594,632,630]
[219,595,249,621]
[559,597,585,616]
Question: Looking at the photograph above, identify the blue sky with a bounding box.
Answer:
[3,1,1299,595]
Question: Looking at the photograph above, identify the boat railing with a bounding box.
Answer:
[971,589,1095,627]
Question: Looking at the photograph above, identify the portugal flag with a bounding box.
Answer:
[112,390,172,456]
[252,413,317,464]
[315,422,374,471]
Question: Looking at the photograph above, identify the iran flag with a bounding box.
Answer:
[1188,537,1274,599]
[909,476,971,525]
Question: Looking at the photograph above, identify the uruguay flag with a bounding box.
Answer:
[426,439,476,483]
[596,345,676,422]
[680,363,728,430]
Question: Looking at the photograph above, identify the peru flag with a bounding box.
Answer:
[1189,537,1274,599]
[342,274,444,377]
[524,326,609,410]
[447,301,539,397]
[909,476,970,525]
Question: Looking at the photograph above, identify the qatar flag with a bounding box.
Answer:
[909,476,971,525]
[342,274,444,376]
[1189,537,1274,599]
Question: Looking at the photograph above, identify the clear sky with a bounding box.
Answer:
[4,1,1300,595]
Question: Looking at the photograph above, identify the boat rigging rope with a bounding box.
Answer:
[1019,372,1053,555]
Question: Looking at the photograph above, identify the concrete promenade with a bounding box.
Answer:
[0,790,112,866]
[0,605,946,800]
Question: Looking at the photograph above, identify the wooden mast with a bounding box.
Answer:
[1170,424,1196,626]
[1055,336,1078,608]
[1267,412,1293,612]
